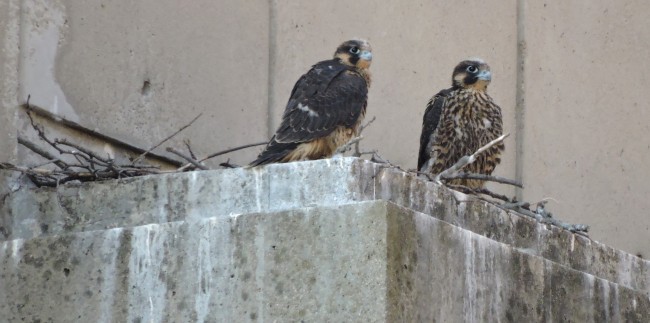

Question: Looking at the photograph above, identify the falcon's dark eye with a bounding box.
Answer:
[349,47,360,54]
[466,65,478,73]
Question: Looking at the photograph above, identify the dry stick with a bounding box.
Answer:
[434,133,510,184]
[31,159,61,168]
[55,138,113,165]
[23,99,183,167]
[331,116,377,156]
[495,202,589,234]
[447,184,512,202]
[16,106,162,185]
[200,141,268,162]
[166,147,208,170]
[354,116,376,157]
[175,141,268,171]
[17,135,68,170]
[134,113,203,163]
[184,139,197,160]
[335,136,364,154]
[442,172,523,188]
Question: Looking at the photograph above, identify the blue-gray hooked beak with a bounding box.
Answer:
[477,70,491,81]
[360,50,372,61]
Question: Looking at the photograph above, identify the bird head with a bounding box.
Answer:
[334,39,373,70]
[452,58,492,91]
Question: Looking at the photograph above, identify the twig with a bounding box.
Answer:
[11,104,163,186]
[335,136,364,154]
[441,172,523,188]
[174,141,268,172]
[447,184,512,202]
[354,116,376,157]
[134,113,202,163]
[199,141,268,163]
[55,138,113,165]
[219,159,241,168]
[17,135,67,169]
[495,200,589,235]
[434,133,509,183]
[184,139,197,160]
[166,147,208,170]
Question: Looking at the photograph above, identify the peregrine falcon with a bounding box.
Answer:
[418,59,504,189]
[249,39,372,166]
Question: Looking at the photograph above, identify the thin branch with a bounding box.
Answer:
[495,200,589,235]
[55,138,113,165]
[354,116,376,157]
[335,136,364,154]
[219,159,241,168]
[134,113,202,163]
[441,172,523,188]
[23,96,183,167]
[166,147,208,170]
[332,116,377,156]
[184,139,197,160]
[199,141,268,163]
[434,133,509,183]
[447,184,512,202]
[17,135,67,169]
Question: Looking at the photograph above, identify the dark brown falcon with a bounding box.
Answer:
[249,39,372,166]
[418,59,504,189]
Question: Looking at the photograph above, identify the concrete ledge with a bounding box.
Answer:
[1,201,390,322]
[3,158,649,297]
[2,201,648,322]
[1,158,375,241]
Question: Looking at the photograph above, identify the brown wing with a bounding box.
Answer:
[418,88,454,171]
[250,59,368,166]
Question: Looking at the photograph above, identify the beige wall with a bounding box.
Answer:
[521,1,650,257]
[2,1,650,256]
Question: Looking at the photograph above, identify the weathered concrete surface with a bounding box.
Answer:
[18,0,270,166]
[2,200,649,322]
[0,0,648,262]
[520,1,650,258]
[1,202,391,322]
[3,158,650,299]
[0,0,19,164]
[1,158,367,241]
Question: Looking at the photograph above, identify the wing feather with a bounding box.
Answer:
[275,60,368,143]
[417,88,453,170]
[250,59,368,166]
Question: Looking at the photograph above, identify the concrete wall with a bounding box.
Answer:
[2,158,649,322]
[1,1,650,256]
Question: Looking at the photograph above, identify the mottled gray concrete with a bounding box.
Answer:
[2,201,648,322]
[0,0,19,164]
[0,0,649,263]
[1,202,390,322]
[3,157,650,299]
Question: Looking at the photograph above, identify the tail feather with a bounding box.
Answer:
[248,140,299,167]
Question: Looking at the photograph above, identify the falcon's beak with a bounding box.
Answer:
[477,70,492,82]
[360,50,373,61]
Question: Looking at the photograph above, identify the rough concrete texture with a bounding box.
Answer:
[2,0,650,287]
[0,0,19,164]
[519,1,650,259]
[1,202,391,322]
[19,0,270,166]
[1,158,649,322]
[2,201,649,322]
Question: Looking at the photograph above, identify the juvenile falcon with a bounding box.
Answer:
[418,59,504,189]
[249,39,372,166]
